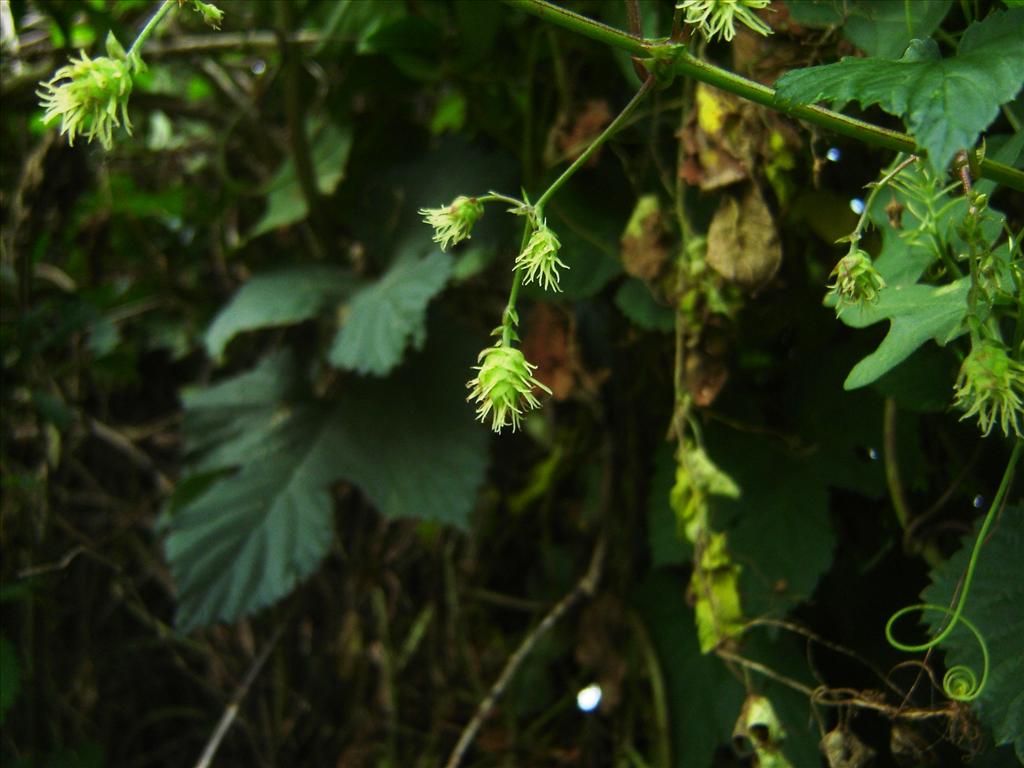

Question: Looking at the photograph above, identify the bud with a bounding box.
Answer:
[37,49,135,149]
[466,343,551,433]
[953,341,1024,438]
[192,1,225,30]
[419,196,485,251]
[515,222,567,292]
[676,0,772,42]
[825,249,886,314]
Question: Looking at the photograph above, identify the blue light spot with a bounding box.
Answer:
[972,494,985,509]
[850,198,865,215]
[576,683,602,712]
[867,447,879,461]
[826,147,841,162]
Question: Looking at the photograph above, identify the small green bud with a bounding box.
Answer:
[191,0,225,30]
[515,222,567,292]
[953,341,1024,438]
[466,343,551,433]
[825,249,886,314]
[420,196,484,251]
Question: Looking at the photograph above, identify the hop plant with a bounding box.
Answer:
[37,38,137,150]
[825,249,886,314]
[466,343,551,433]
[420,196,485,251]
[515,222,567,292]
[676,0,772,42]
[953,341,1024,438]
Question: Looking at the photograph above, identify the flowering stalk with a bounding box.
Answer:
[426,73,655,432]
[37,0,224,150]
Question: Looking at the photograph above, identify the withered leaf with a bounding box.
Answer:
[706,184,781,288]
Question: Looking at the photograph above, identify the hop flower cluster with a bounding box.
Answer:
[953,341,1024,438]
[515,223,567,292]
[676,0,772,42]
[825,249,886,314]
[37,50,135,150]
[420,196,485,251]
[466,343,551,433]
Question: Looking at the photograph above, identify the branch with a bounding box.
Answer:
[443,535,606,768]
[504,0,1024,191]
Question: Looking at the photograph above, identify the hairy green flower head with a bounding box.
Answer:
[420,196,484,251]
[37,48,135,150]
[676,0,772,42]
[825,249,886,314]
[466,343,551,433]
[953,341,1024,438]
[515,222,567,292]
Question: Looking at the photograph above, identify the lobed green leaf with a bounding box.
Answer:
[775,9,1024,174]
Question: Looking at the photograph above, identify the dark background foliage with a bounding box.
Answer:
[1,1,1021,766]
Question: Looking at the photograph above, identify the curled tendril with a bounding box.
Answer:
[884,440,1020,704]
[885,605,989,701]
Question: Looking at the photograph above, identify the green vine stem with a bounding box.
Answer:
[498,76,655,344]
[128,0,177,58]
[503,0,1024,192]
[884,439,1022,701]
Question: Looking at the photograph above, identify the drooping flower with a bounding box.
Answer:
[953,341,1024,438]
[825,249,886,314]
[37,49,135,150]
[420,196,485,251]
[676,0,772,42]
[515,222,567,292]
[466,343,551,433]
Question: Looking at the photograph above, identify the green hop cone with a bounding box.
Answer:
[467,343,551,433]
[825,249,886,314]
[515,222,567,292]
[953,341,1024,438]
[420,196,485,251]
[37,49,135,150]
[676,0,772,42]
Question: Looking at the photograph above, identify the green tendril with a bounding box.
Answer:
[884,440,1020,702]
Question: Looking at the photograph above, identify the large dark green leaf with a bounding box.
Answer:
[250,122,354,239]
[633,572,745,768]
[167,327,488,630]
[921,503,1024,761]
[329,247,451,376]
[787,0,954,59]
[775,9,1024,173]
[204,267,359,361]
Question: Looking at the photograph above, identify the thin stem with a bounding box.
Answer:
[443,536,605,768]
[848,154,917,252]
[535,77,654,213]
[501,226,531,347]
[885,439,1021,699]
[505,0,1024,191]
[128,0,176,58]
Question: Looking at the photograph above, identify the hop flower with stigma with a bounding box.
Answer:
[676,0,772,42]
[37,35,137,150]
[953,340,1024,438]
[825,248,886,314]
[467,343,551,433]
[420,196,485,251]
[515,221,568,292]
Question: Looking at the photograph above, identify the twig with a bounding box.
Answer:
[193,622,286,768]
[89,417,173,494]
[443,535,606,768]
